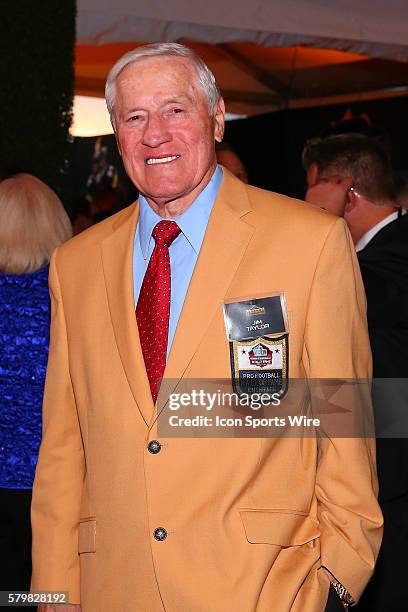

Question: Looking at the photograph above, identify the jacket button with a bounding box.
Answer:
[154,527,167,541]
[148,440,161,454]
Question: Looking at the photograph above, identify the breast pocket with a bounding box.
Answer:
[78,517,96,554]
[239,508,320,547]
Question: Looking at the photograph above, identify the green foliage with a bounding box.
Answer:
[0,1,76,197]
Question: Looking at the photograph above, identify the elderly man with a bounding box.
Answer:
[31,44,382,612]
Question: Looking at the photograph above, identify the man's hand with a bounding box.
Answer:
[305,176,353,217]
[38,606,81,612]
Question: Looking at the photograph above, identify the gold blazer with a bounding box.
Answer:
[31,169,383,612]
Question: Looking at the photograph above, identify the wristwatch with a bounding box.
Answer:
[331,580,356,610]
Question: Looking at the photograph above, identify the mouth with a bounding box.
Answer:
[145,155,180,166]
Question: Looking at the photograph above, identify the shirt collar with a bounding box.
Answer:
[355,211,399,252]
[138,165,222,259]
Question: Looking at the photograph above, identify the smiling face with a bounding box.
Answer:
[113,56,225,216]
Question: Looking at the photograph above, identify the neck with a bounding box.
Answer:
[348,199,397,243]
[146,197,192,219]
[144,163,216,218]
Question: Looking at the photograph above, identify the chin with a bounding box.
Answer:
[148,181,188,199]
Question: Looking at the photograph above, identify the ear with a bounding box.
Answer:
[114,130,123,158]
[214,97,225,143]
[345,187,358,213]
[306,163,319,188]
[110,113,122,157]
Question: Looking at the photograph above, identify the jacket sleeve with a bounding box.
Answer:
[303,217,383,601]
[31,249,84,604]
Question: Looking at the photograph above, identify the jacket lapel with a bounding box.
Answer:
[153,171,255,423]
[100,203,154,426]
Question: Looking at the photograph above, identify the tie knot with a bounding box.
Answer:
[152,220,181,247]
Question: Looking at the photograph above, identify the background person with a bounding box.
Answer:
[0,173,72,607]
[216,141,249,183]
[302,122,393,217]
[394,169,408,211]
[303,133,408,611]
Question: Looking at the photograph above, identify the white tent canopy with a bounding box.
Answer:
[77,0,408,62]
[75,0,408,117]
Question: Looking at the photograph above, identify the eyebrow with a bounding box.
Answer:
[122,107,147,116]
[161,95,194,105]
[123,94,195,115]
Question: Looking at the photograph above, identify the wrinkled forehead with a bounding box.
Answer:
[116,56,203,102]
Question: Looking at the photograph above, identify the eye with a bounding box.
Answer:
[126,112,147,124]
[166,107,185,116]
[165,106,184,117]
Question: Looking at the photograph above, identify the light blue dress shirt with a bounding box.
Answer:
[133,165,222,355]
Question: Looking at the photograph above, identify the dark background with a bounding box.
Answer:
[224,96,408,200]
[72,95,408,212]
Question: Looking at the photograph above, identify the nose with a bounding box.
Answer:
[142,114,171,148]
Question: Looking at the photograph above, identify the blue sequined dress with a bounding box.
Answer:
[0,266,50,489]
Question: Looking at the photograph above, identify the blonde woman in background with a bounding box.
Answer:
[0,173,72,606]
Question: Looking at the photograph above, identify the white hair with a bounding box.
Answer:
[105,43,221,128]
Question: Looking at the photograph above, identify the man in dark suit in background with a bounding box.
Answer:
[303,133,408,611]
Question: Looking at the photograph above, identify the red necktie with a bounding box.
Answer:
[136,220,181,402]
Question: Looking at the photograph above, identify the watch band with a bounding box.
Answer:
[331,580,355,610]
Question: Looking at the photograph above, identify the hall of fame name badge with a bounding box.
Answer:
[223,295,289,397]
